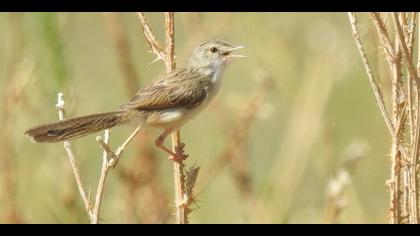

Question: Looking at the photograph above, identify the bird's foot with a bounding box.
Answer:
[168,143,188,162]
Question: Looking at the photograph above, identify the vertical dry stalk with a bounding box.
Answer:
[390,15,403,224]
[393,12,420,224]
[137,12,198,224]
[164,12,188,224]
[104,12,170,223]
[348,12,420,224]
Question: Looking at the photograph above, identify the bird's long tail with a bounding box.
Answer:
[25,111,128,143]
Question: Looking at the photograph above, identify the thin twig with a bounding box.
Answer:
[91,129,111,224]
[407,13,417,57]
[393,13,420,86]
[58,92,140,223]
[136,13,166,64]
[369,12,395,67]
[348,13,394,136]
[56,93,92,216]
[96,125,142,168]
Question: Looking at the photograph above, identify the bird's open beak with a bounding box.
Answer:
[223,46,246,58]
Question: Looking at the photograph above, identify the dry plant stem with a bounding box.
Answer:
[416,18,420,222]
[350,12,420,224]
[55,93,92,218]
[394,12,420,224]
[165,13,176,70]
[347,13,394,135]
[84,131,112,224]
[369,13,395,67]
[165,12,188,224]
[408,13,417,56]
[405,13,416,140]
[91,126,141,223]
[58,92,140,223]
[96,126,142,168]
[91,129,111,224]
[394,13,420,85]
[137,12,191,224]
[348,12,403,224]
[137,13,166,64]
[413,88,420,223]
[390,18,403,224]
[407,13,417,149]
[418,15,420,72]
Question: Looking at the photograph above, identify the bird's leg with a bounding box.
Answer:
[155,129,188,161]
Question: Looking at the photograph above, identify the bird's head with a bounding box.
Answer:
[187,39,245,71]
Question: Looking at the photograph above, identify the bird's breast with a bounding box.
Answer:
[207,67,224,98]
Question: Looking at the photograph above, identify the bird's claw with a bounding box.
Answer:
[169,143,188,162]
[175,143,186,154]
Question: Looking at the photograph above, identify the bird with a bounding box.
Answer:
[25,39,245,161]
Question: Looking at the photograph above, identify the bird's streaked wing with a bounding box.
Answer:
[120,69,211,111]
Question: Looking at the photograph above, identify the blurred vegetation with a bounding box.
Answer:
[0,12,391,223]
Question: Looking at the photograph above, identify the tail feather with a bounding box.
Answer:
[25,111,126,143]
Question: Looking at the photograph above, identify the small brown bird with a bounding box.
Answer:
[25,39,245,160]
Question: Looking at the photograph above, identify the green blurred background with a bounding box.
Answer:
[0,12,391,223]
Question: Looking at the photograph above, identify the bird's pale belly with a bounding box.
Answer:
[146,103,208,129]
[147,89,219,129]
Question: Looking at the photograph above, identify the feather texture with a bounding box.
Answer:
[120,68,212,111]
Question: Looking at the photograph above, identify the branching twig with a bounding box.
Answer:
[57,92,141,223]
[137,13,166,65]
[97,125,142,168]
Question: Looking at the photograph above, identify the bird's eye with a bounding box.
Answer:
[209,47,218,53]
